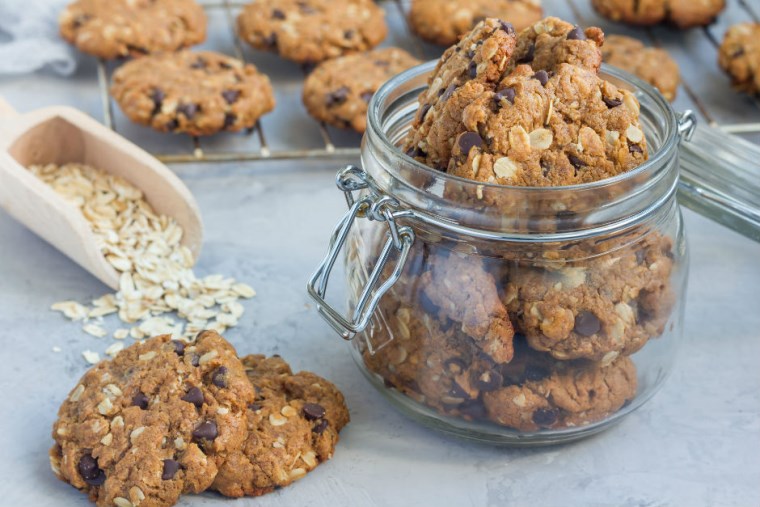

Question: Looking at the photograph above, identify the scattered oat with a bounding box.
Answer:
[105,342,124,357]
[52,346,62,353]
[29,162,256,348]
[82,350,100,364]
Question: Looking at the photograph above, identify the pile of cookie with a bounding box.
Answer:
[50,331,349,507]
[58,0,423,135]
[359,18,677,432]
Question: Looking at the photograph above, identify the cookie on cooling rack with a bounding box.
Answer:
[302,47,421,132]
[718,23,760,96]
[59,0,207,60]
[602,35,680,101]
[110,50,275,136]
[236,0,387,64]
[408,0,543,46]
[591,0,725,29]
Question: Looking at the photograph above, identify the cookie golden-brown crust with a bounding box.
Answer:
[50,332,254,507]
[603,35,680,101]
[236,0,387,64]
[718,23,760,95]
[409,0,543,46]
[591,0,725,29]
[212,355,349,498]
[302,48,421,132]
[59,0,207,60]
[110,50,275,136]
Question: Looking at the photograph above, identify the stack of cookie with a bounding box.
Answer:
[359,18,677,433]
[50,331,349,507]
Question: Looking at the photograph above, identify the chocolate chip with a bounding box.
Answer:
[374,59,390,67]
[448,383,469,400]
[360,91,374,103]
[223,113,236,129]
[523,365,550,382]
[732,48,745,58]
[312,419,329,434]
[192,421,218,442]
[272,8,286,19]
[162,459,180,480]
[466,49,475,59]
[211,366,228,388]
[566,25,586,41]
[177,103,198,119]
[517,43,535,63]
[499,20,515,35]
[72,14,92,28]
[475,370,503,392]
[298,1,317,14]
[635,249,646,264]
[458,131,483,155]
[568,154,585,169]
[441,83,457,101]
[326,86,349,107]
[467,61,477,79]
[150,88,164,115]
[164,119,179,131]
[190,58,207,69]
[443,357,467,374]
[629,143,643,154]
[417,103,431,121]
[574,311,601,336]
[302,403,326,421]
[219,61,232,70]
[344,30,355,39]
[263,33,278,48]
[532,70,549,86]
[532,408,558,427]
[541,160,550,177]
[495,87,516,105]
[171,340,185,356]
[248,403,262,411]
[191,354,200,367]
[405,146,426,158]
[181,386,204,407]
[603,96,623,108]
[222,89,241,104]
[78,454,106,486]
[132,391,149,410]
[458,400,487,420]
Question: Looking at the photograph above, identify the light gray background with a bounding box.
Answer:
[0,1,759,506]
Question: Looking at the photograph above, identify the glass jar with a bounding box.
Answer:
[309,62,696,445]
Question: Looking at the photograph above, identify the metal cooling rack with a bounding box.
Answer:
[93,0,760,164]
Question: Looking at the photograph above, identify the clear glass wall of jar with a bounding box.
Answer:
[309,62,695,445]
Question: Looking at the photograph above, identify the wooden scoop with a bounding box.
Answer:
[0,97,203,290]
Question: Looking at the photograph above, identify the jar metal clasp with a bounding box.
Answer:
[307,165,415,340]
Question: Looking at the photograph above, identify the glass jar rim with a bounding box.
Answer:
[366,61,680,194]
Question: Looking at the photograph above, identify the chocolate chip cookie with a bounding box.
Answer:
[718,23,760,95]
[503,233,675,361]
[111,50,275,136]
[59,0,207,60]
[418,251,515,364]
[363,302,637,431]
[591,0,725,29]
[302,47,421,132]
[602,35,680,101]
[212,355,349,497]
[408,0,543,46]
[482,339,637,431]
[445,62,648,186]
[236,0,387,64]
[50,331,255,507]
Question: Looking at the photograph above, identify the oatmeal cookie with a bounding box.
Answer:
[236,0,387,64]
[603,35,680,101]
[591,0,725,29]
[445,62,647,187]
[59,0,207,60]
[408,0,543,46]
[482,339,637,431]
[302,47,421,132]
[213,355,349,497]
[418,251,515,364]
[503,233,675,360]
[50,332,254,507]
[718,23,760,95]
[111,50,275,136]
